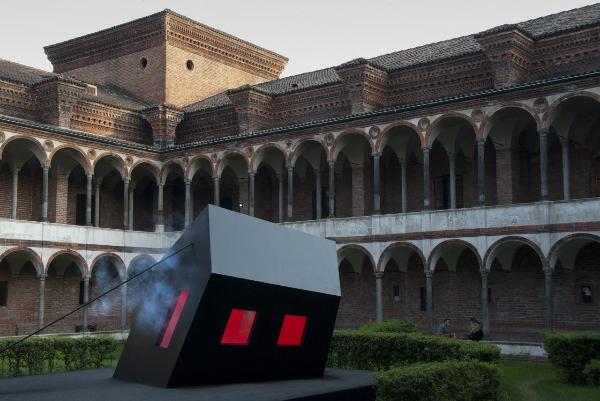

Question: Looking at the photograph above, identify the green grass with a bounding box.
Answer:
[499,360,600,401]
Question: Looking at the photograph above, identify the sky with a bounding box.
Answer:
[2,0,598,78]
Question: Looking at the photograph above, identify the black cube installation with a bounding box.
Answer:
[114,205,341,388]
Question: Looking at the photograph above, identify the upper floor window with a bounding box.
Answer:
[0,281,8,306]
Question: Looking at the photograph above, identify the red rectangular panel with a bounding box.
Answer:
[277,314,307,347]
[158,290,189,349]
[220,309,257,345]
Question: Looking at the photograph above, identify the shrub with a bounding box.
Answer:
[544,331,600,384]
[376,360,499,401]
[359,320,419,334]
[328,330,500,371]
[584,359,600,386]
[0,335,119,377]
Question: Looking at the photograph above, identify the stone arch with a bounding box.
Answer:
[376,121,422,153]
[425,112,475,147]
[549,233,600,271]
[46,249,88,278]
[250,143,287,173]
[128,254,157,276]
[337,244,376,274]
[428,239,482,272]
[216,151,249,178]
[377,242,426,273]
[93,153,127,180]
[482,104,540,140]
[48,145,91,174]
[130,160,160,182]
[0,135,46,165]
[0,247,44,277]
[545,92,600,129]
[290,139,328,168]
[160,160,186,185]
[186,154,214,181]
[484,236,546,272]
[90,253,126,281]
[330,129,374,162]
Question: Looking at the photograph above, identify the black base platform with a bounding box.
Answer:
[0,368,374,401]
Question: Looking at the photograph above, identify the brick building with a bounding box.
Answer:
[1,6,599,340]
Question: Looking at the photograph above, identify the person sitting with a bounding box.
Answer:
[436,318,454,337]
[467,317,484,341]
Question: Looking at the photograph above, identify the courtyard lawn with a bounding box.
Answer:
[499,360,600,401]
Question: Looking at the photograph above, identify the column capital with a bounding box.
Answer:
[558,135,570,146]
[248,171,255,178]
[184,178,191,185]
[82,276,90,283]
[480,269,489,279]
[374,271,384,279]
[543,267,553,276]
[476,136,486,145]
[328,159,335,167]
[38,273,47,281]
[43,164,50,172]
[212,175,219,181]
[446,149,456,160]
[123,176,131,184]
[421,146,431,153]
[87,172,94,180]
[371,152,381,158]
[287,165,294,172]
[425,269,433,278]
[538,127,549,137]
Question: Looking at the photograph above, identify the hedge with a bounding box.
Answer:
[584,359,600,386]
[376,360,499,401]
[358,320,420,334]
[544,331,600,384]
[0,336,120,377]
[328,330,500,371]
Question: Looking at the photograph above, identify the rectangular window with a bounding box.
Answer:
[393,285,400,302]
[0,281,7,306]
[420,287,427,311]
[581,285,593,304]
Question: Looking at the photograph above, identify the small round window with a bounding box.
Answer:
[140,57,148,69]
[186,60,194,71]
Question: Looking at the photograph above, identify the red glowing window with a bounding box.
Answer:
[277,314,307,347]
[158,290,189,349]
[220,309,257,345]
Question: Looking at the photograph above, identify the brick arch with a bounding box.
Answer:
[0,246,44,277]
[545,92,600,129]
[130,160,160,182]
[290,139,327,168]
[481,103,540,140]
[376,121,422,154]
[425,112,475,147]
[93,152,127,179]
[128,254,157,276]
[329,129,374,162]
[250,143,287,173]
[46,249,88,278]
[185,154,214,181]
[160,160,186,184]
[90,252,126,280]
[216,151,249,177]
[548,233,600,270]
[337,244,376,274]
[377,242,426,273]
[427,239,482,273]
[48,144,92,173]
[0,135,47,165]
[483,236,546,272]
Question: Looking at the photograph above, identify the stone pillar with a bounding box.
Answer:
[477,138,486,206]
[94,182,100,227]
[375,271,384,323]
[184,179,191,225]
[372,153,381,214]
[248,172,255,217]
[82,277,89,333]
[481,270,490,339]
[539,128,549,200]
[120,283,127,331]
[315,168,322,220]
[425,269,434,333]
[400,158,407,213]
[128,185,134,231]
[11,166,19,219]
[156,183,164,232]
[544,267,554,331]
[448,151,456,209]
[212,177,220,206]
[287,166,293,221]
[38,274,46,330]
[42,166,49,222]
[277,172,283,223]
[560,137,571,201]
[84,173,93,226]
[328,160,335,217]
[423,147,431,210]
[123,177,130,230]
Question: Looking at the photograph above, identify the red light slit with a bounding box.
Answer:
[277,314,307,347]
[158,290,189,349]
[220,309,257,345]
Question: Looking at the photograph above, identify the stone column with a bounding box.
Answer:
[544,267,554,331]
[42,166,49,222]
[315,168,322,220]
[375,271,384,323]
[423,147,431,210]
[248,172,255,217]
[277,172,283,223]
[85,173,93,226]
[11,166,19,219]
[120,283,127,331]
[425,269,434,333]
[123,177,130,230]
[560,137,571,201]
[82,277,89,333]
[400,158,407,213]
[38,274,46,330]
[184,179,191,225]
[477,138,486,206]
[287,166,293,221]
[94,182,100,227]
[156,183,164,232]
[372,153,381,214]
[212,176,220,207]
[328,160,335,217]
[448,151,456,209]
[128,185,134,230]
[481,270,490,339]
[539,128,549,200]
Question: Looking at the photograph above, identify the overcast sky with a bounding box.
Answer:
[2,0,598,77]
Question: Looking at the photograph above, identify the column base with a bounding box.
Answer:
[155,224,164,233]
